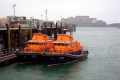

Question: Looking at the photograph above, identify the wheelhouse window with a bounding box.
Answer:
[43,42,46,45]
[40,42,43,45]
[27,42,32,45]
[54,43,57,45]
[58,43,60,46]
[53,43,60,46]
[61,43,64,46]
[65,43,68,46]
[36,42,39,45]
[27,42,30,44]
[38,42,41,45]
[31,42,34,44]
[74,43,76,46]
[68,43,72,46]
[53,42,69,46]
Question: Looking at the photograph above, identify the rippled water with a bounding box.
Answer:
[0,27,120,80]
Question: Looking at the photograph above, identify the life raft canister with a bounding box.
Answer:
[14,23,18,28]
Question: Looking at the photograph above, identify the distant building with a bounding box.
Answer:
[0,16,42,28]
[0,18,7,27]
[109,23,120,27]
[60,16,108,27]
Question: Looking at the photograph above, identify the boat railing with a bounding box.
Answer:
[53,48,67,54]
[0,48,18,57]
[83,46,88,51]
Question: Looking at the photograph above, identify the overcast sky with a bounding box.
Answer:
[0,0,120,24]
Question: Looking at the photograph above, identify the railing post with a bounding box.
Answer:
[19,25,21,50]
[73,24,76,32]
[6,24,10,53]
[30,22,32,40]
[50,22,52,37]
[61,23,62,34]
[44,22,47,35]
[54,23,57,40]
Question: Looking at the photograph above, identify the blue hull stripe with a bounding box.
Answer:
[43,50,89,66]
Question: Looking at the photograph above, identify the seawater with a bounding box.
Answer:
[0,27,120,80]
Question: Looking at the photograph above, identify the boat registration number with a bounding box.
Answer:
[59,57,64,59]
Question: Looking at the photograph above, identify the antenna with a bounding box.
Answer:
[45,9,47,21]
[41,15,42,20]
[61,16,62,21]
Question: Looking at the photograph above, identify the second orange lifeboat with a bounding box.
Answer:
[17,33,54,63]
[42,34,89,66]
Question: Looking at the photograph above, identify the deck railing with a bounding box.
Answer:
[0,48,18,57]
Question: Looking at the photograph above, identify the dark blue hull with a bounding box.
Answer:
[17,52,43,64]
[43,50,89,66]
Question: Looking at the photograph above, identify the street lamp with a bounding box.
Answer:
[12,4,16,19]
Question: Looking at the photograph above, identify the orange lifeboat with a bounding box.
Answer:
[17,33,54,64]
[42,34,89,66]
[48,34,83,54]
[23,33,54,53]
